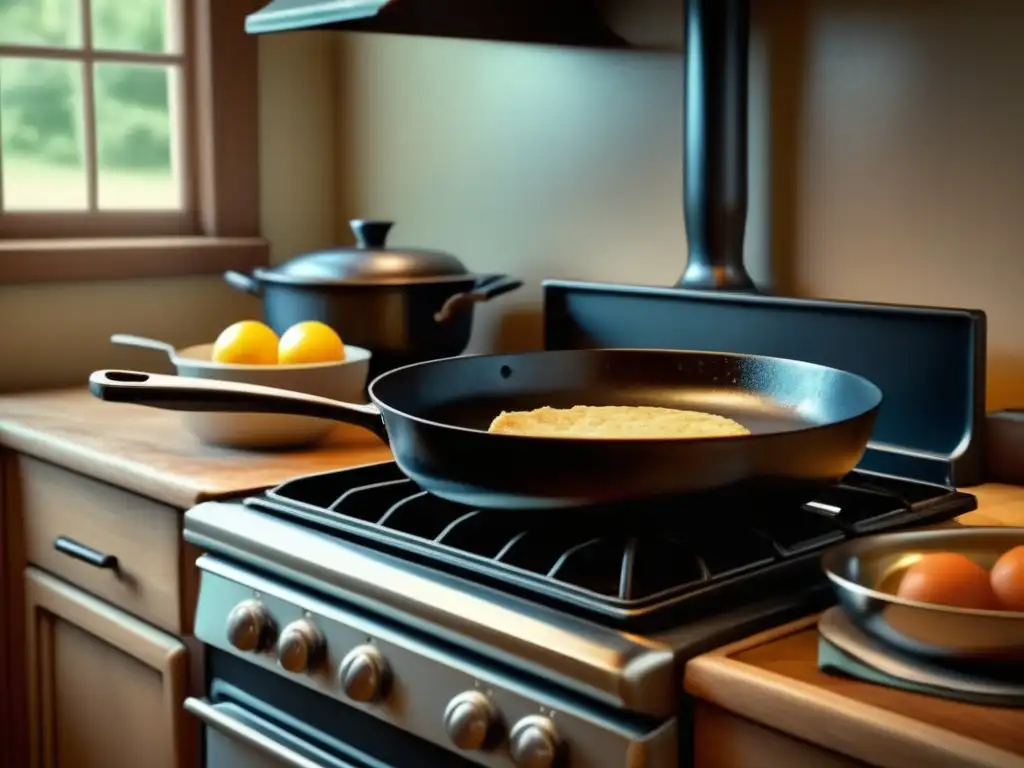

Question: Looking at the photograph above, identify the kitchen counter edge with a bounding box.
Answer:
[684,484,1024,768]
[0,387,392,508]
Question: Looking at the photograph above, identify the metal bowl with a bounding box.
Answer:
[822,527,1024,662]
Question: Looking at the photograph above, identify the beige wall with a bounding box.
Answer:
[0,31,338,393]
[333,0,1022,409]
[3,2,1021,411]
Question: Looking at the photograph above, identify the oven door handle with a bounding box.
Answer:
[185,697,359,768]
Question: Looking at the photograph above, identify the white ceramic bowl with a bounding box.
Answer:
[168,343,371,449]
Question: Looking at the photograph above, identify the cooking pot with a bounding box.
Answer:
[224,220,522,375]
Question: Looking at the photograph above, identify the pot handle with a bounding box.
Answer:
[223,270,263,296]
[110,334,177,360]
[434,275,523,323]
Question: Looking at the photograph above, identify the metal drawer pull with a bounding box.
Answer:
[185,697,351,768]
[53,536,118,570]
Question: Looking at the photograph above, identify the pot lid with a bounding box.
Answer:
[254,220,469,285]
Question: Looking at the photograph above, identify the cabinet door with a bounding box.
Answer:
[0,450,12,768]
[25,567,192,768]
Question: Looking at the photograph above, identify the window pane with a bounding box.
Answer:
[91,0,173,54]
[0,0,82,48]
[94,62,180,210]
[0,57,87,210]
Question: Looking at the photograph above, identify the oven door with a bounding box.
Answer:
[191,648,485,768]
[187,696,360,768]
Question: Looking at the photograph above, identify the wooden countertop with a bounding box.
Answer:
[0,388,392,508]
[957,484,1024,528]
[686,484,1024,768]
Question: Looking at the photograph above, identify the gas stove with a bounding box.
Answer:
[248,461,973,630]
[182,283,985,767]
[183,461,975,768]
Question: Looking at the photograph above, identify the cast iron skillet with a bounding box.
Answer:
[89,349,882,511]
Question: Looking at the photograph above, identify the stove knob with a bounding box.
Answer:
[226,600,275,652]
[443,691,496,751]
[509,715,561,768]
[276,619,324,674]
[338,645,388,703]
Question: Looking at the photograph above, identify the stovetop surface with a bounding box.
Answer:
[245,462,976,631]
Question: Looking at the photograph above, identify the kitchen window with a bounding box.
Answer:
[0,0,267,283]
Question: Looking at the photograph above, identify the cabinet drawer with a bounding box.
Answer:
[17,456,183,634]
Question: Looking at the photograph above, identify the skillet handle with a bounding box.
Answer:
[434,275,523,323]
[88,370,389,443]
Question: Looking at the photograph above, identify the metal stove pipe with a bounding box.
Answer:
[678,0,756,292]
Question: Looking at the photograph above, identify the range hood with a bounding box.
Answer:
[247,0,757,292]
[245,0,625,46]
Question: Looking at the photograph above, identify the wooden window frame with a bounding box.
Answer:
[0,0,269,284]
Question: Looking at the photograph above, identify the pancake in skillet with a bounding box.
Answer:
[487,405,750,439]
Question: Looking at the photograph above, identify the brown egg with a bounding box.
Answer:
[895,552,1000,610]
[990,545,1024,612]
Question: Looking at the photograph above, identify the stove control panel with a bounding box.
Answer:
[225,599,275,652]
[276,618,324,674]
[338,644,389,703]
[444,691,497,751]
[196,558,677,768]
[509,715,561,768]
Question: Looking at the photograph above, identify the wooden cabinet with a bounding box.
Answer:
[0,388,391,768]
[2,455,201,768]
[24,567,191,768]
[692,702,873,768]
[18,456,185,634]
[1,450,14,768]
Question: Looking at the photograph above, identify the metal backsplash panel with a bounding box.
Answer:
[543,281,986,487]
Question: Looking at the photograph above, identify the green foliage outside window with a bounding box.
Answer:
[0,0,172,171]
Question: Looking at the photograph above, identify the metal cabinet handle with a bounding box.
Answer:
[53,536,118,570]
[185,697,356,768]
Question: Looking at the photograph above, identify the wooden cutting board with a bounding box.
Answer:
[0,388,392,508]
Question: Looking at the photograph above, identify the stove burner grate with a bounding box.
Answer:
[246,462,975,627]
